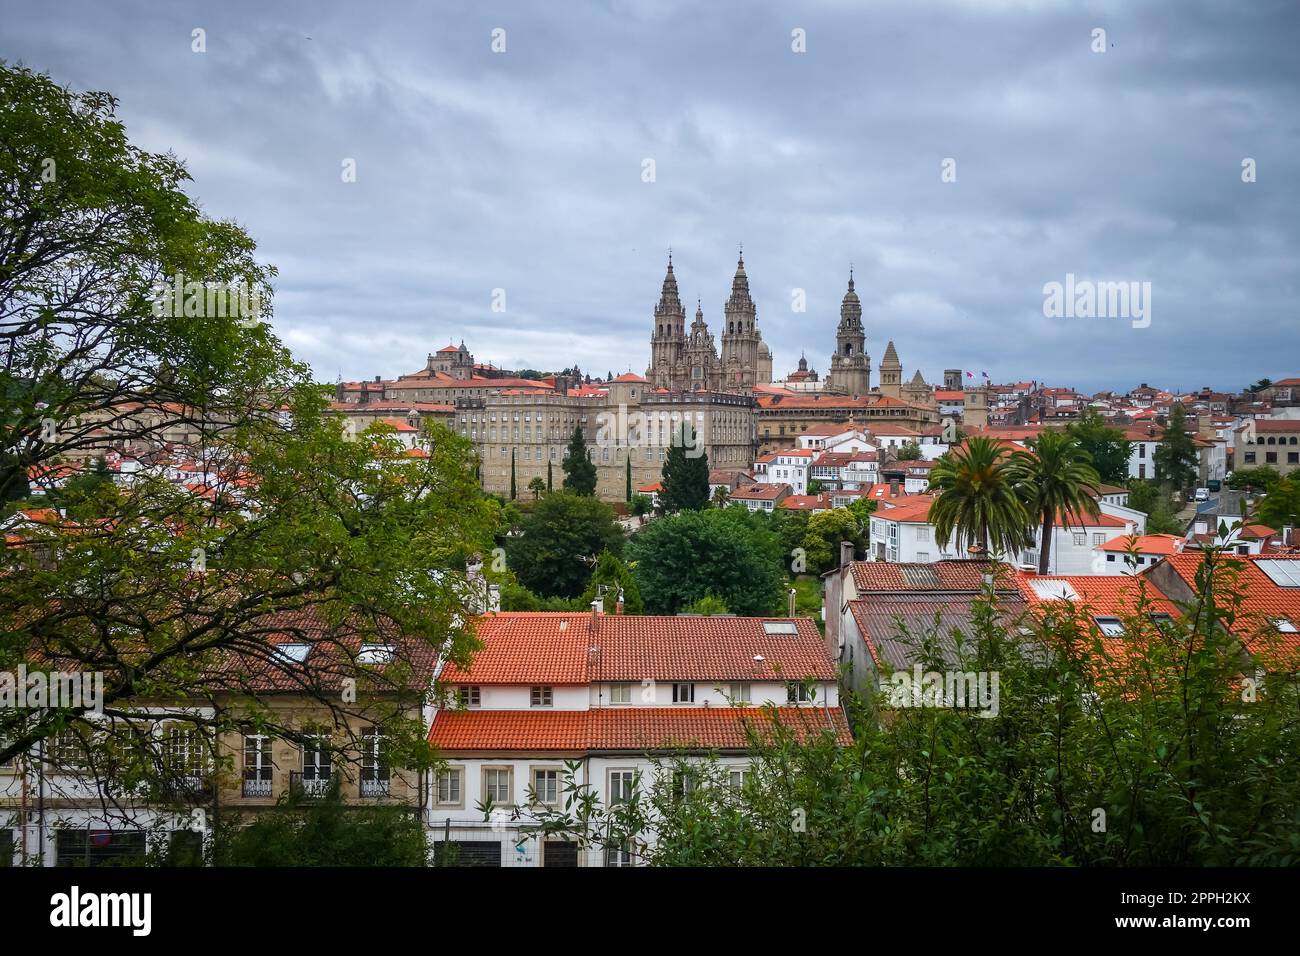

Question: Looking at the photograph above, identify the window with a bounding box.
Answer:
[671,771,698,799]
[242,735,273,796]
[358,643,394,664]
[1148,612,1174,629]
[672,682,694,704]
[606,841,636,867]
[728,769,750,790]
[1092,533,1105,546]
[916,527,930,542]
[302,736,332,783]
[163,725,208,778]
[1072,533,1086,547]
[49,727,88,770]
[1107,554,1116,562]
[483,767,512,805]
[361,728,389,793]
[916,551,930,562]
[458,685,481,708]
[609,683,631,705]
[531,686,553,707]
[533,768,559,805]
[273,642,311,663]
[727,682,751,704]
[1094,617,1125,637]
[609,770,636,804]
[786,682,812,704]
[436,768,462,805]
[1272,618,1299,634]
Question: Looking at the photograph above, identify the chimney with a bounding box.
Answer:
[752,654,765,677]
[839,540,855,567]
[615,587,625,615]
[589,597,601,635]
[889,479,900,498]
[787,587,797,617]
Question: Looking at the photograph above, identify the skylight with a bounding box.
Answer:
[1029,579,1079,602]
[1256,560,1300,588]
[358,643,395,664]
[1093,616,1125,637]
[274,643,311,663]
[762,621,798,635]
[1272,618,1298,634]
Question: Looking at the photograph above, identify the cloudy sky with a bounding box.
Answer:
[5,0,1298,392]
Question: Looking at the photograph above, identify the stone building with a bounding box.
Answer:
[825,271,871,397]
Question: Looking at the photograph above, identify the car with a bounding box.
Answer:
[1194,488,1210,501]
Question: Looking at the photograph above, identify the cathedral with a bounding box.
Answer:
[647,252,772,392]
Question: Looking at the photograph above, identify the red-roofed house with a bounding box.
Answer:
[427,610,848,866]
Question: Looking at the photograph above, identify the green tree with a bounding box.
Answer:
[630,494,652,519]
[628,509,783,615]
[527,476,545,500]
[895,441,923,462]
[929,437,1031,558]
[505,492,623,599]
[1126,480,1183,535]
[0,65,497,780]
[546,459,553,492]
[561,427,597,496]
[683,593,730,616]
[802,508,865,574]
[659,423,710,513]
[1228,467,1282,494]
[510,448,517,500]
[711,485,730,508]
[1065,410,1132,484]
[1010,431,1101,574]
[1257,476,1300,530]
[805,478,824,495]
[212,783,428,866]
[1153,405,1199,492]
[579,550,645,614]
[625,455,632,502]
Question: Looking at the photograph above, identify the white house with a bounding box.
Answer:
[757,449,814,495]
[426,610,849,867]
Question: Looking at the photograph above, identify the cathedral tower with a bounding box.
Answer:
[720,251,761,390]
[647,254,686,388]
[826,269,871,396]
[879,340,902,399]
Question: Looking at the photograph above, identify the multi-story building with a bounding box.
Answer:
[1237,418,1300,476]
[426,609,849,867]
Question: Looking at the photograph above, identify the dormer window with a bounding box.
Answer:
[273,643,311,663]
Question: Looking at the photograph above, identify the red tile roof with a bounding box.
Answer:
[428,706,852,752]
[1098,533,1184,555]
[437,613,836,684]
[850,560,1017,593]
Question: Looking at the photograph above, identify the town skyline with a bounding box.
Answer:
[5,0,1297,393]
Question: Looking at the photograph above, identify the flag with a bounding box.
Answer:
[966,371,973,378]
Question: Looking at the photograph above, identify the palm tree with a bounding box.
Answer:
[711,485,730,508]
[930,436,1032,559]
[1010,430,1101,574]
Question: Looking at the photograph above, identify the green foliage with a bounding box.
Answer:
[1257,476,1300,530]
[579,550,645,614]
[658,423,710,513]
[517,557,1300,866]
[1011,431,1101,573]
[509,448,517,500]
[504,492,623,599]
[683,593,730,616]
[561,427,597,496]
[1126,480,1183,535]
[527,476,545,500]
[630,494,652,517]
[212,784,428,866]
[628,508,784,615]
[930,437,1032,558]
[1065,411,1132,484]
[894,441,923,462]
[1153,405,1200,491]
[1228,467,1281,493]
[499,581,581,612]
[801,507,865,574]
[806,478,824,495]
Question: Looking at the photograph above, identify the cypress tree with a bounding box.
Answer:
[510,448,517,500]
[659,422,710,513]
[562,426,598,496]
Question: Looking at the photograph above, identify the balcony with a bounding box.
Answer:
[289,771,331,798]
[360,776,391,799]
[242,777,273,798]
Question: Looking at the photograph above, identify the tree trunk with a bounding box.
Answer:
[1038,510,1054,574]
